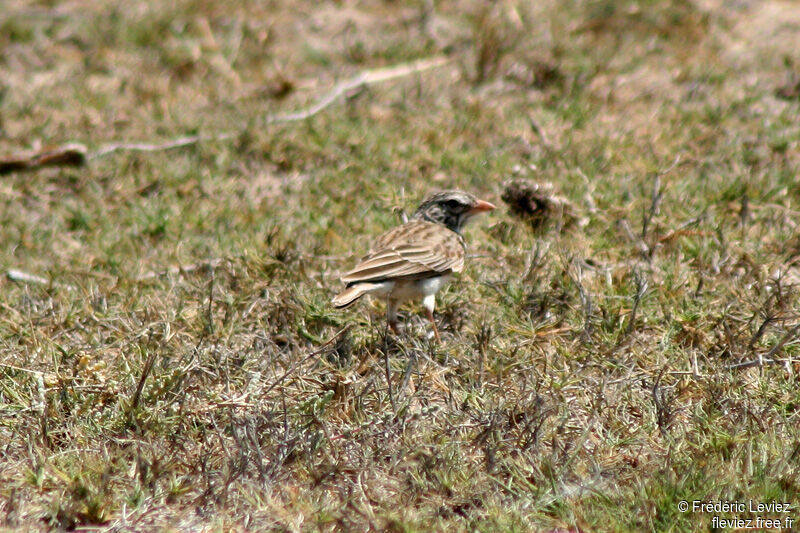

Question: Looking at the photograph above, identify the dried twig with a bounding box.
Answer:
[382,328,397,413]
[205,261,216,335]
[0,56,452,169]
[6,269,79,291]
[89,55,451,161]
[762,322,800,360]
[565,258,593,343]
[625,269,648,336]
[91,135,223,160]
[399,349,417,402]
[127,341,159,427]
[641,175,663,244]
[651,365,674,437]
[266,55,451,123]
[727,321,800,371]
[658,155,681,177]
[0,143,87,174]
[618,219,650,257]
[747,313,777,354]
[0,362,46,375]
[726,358,790,370]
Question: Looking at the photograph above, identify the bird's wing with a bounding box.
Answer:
[341,220,465,284]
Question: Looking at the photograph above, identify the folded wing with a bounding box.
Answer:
[341,220,465,284]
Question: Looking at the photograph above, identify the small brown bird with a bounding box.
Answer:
[332,190,495,342]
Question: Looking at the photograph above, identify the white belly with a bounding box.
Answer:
[369,274,452,303]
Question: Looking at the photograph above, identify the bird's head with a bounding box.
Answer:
[413,190,496,233]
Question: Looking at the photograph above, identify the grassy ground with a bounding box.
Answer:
[2,0,800,530]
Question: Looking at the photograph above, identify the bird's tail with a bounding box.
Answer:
[331,284,378,308]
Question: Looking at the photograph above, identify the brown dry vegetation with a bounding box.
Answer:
[1,0,800,531]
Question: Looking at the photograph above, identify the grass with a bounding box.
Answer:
[1,0,800,530]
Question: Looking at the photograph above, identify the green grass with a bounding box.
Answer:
[1,0,800,530]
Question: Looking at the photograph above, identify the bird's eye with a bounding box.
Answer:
[445,199,461,209]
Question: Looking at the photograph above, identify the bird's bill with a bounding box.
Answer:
[468,199,496,214]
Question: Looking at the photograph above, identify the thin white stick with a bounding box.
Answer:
[267,55,451,123]
[91,134,235,160]
[6,269,48,285]
[90,55,452,160]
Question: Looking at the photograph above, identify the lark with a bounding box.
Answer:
[332,190,495,342]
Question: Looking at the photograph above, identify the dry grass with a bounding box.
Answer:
[1,0,800,531]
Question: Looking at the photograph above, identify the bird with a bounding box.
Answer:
[332,190,495,342]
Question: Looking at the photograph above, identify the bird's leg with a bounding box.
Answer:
[387,299,400,335]
[426,308,442,343]
[422,294,441,343]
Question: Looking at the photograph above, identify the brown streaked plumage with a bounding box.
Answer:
[332,190,495,342]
